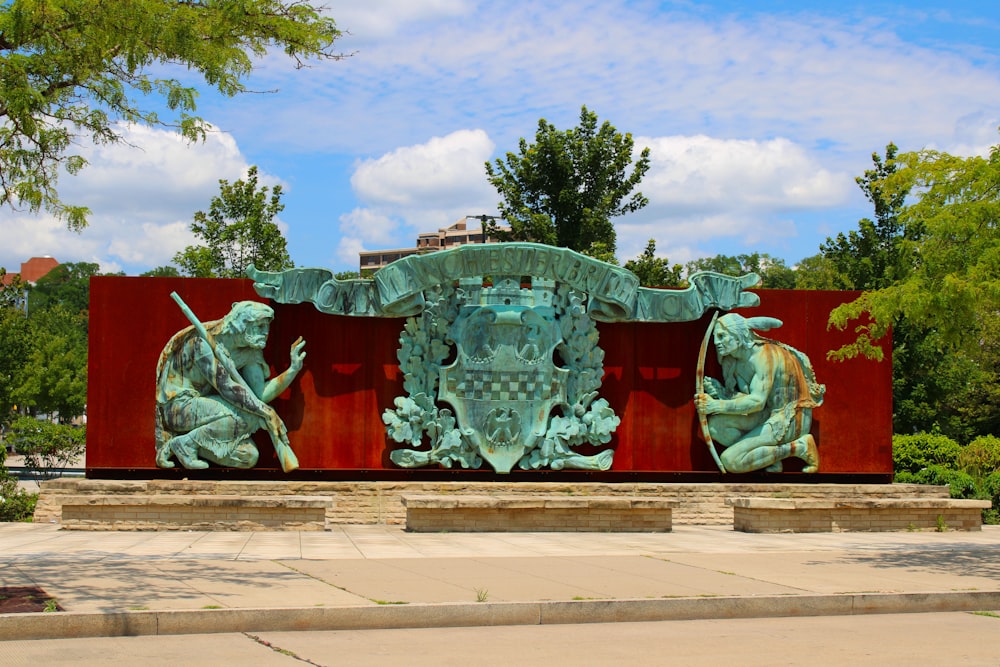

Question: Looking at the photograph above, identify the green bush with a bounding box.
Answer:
[894,465,978,499]
[980,472,1000,525]
[958,435,1000,478]
[892,433,962,474]
[981,470,1000,504]
[0,470,37,522]
[9,417,86,480]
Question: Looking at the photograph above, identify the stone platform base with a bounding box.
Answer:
[58,494,330,531]
[35,479,952,529]
[401,494,677,532]
[728,497,992,533]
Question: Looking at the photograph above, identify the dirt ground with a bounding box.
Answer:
[0,587,63,614]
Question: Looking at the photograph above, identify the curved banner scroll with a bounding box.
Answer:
[248,242,760,323]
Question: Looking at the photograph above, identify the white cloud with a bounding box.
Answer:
[0,124,263,274]
[351,129,495,205]
[338,208,398,247]
[217,2,1000,164]
[329,0,471,42]
[614,135,852,263]
[337,129,498,262]
[334,235,368,268]
[637,135,848,212]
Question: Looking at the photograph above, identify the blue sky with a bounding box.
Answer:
[2,0,999,276]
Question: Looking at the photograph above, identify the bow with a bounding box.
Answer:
[696,310,726,473]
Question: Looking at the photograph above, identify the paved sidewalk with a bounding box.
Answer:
[2,523,999,642]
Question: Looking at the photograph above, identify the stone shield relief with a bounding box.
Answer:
[384,276,618,473]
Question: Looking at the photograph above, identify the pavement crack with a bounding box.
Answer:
[243,632,327,666]
[272,560,375,603]
[273,561,346,590]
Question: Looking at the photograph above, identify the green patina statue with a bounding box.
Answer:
[694,313,824,474]
[381,276,621,473]
[155,295,306,472]
[248,242,762,474]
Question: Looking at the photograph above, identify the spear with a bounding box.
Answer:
[695,310,726,473]
[169,292,299,472]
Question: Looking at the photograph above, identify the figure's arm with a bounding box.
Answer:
[697,354,773,416]
[713,370,770,415]
[194,339,274,419]
[258,337,307,403]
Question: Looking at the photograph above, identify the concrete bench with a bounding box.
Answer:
[727,497,992,533]
[401,494,678,532]
[59,495,331,531]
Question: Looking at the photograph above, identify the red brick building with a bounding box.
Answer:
[1,256,59,286]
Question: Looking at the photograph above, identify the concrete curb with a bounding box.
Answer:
[3,591,1000,641]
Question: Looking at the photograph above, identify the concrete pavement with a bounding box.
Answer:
[4,614,1000,666]
[2,523,999,642]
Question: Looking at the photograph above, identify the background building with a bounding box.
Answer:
[359,217,507,273]
[1,256,59,286]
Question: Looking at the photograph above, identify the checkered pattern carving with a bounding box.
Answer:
[454,368,554,401]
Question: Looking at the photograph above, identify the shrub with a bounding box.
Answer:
[8,417,86,480]
[895,465,978,499]
[982,471,1000,504]
[0,470,38,522]
[958,435,1000,478]
[892,433,962,474]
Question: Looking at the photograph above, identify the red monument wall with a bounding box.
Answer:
[86,276,892,481]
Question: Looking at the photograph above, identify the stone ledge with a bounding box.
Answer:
[59,495,331,531]
[401,494,678,510]
[401,494,677,532]
[58,494,331,508]
[726,498,992,511]
[727,496,991,533]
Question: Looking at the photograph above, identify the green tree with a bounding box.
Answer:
[818,143,992,439]
[793,254,848,290]
[7,262,104,423]
[0,0,343,230]
[14,305,88,421]
[174,166,294,278]
[485,106,651,258]
[685,253,795,288]
[140,266,180,277]
[623,239,683,287]
[0,307,32,426]
[27,262,100,316]
[829,137,1000,361]
[820,144,915,291]
[1,269,27,312]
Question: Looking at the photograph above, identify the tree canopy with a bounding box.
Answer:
[686,252,796,289]
[174,165,294,278]
[623,239,683,287]
[0,0,343,230]
[27,261,102,315]
[819,143,915,291]
[0,306,32,425]
[485,106,650,258]
[0,261,105,423]
[829,137,1000,361]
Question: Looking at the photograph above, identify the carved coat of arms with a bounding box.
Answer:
[384,276,619,473]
